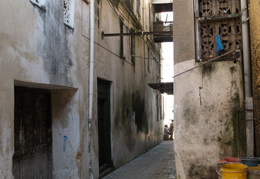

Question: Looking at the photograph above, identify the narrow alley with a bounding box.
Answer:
[2,0,260,178]
[102,141,176,179]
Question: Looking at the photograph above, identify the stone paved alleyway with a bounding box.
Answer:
[102,141,176,179]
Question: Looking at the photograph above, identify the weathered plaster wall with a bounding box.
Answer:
[173,1,246,178]
[0,0,163,178]
[250,0,260,155]
[0,1,86,178]
[174,60,244,178]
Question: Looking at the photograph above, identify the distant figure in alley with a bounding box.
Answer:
[169,120,174,140]
[164,124,171,140]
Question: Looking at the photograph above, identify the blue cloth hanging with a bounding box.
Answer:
[216,34,224,55]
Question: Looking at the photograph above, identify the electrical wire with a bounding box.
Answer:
[172,50,236,79]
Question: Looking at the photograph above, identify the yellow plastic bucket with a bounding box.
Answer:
[221,163,247,179]
[248,167,260,179]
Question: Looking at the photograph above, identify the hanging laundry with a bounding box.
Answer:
[216,34,224,55]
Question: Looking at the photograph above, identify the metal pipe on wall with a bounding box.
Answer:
[88,0,95,178]
[240,0,254,157]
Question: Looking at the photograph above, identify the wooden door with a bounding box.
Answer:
[97,79,113,174]
[13,87,52,179]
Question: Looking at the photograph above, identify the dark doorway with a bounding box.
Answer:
[13,87,52,179]
[97,79,113,176]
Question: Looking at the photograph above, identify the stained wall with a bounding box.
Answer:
[173,0,246,178]
[0,0,163,178]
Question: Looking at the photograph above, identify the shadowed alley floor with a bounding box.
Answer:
[102,141,176,179]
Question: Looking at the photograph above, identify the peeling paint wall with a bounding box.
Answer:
[250,0,260,155]
[0,0,163,178]
[173,1,246,178]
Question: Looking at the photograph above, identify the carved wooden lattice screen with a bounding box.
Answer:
[198,0,242,61]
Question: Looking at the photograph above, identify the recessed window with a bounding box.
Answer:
[131,29,136,66]
[119,20,125,60]
[63,0,75,28]
[136,0,141,18]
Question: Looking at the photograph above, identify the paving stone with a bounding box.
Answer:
[102,141,176,179]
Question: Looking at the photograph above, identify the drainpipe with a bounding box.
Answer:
[88,0,95,178]
[240,0,254,157]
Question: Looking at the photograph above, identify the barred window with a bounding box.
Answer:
[195,0,242,61]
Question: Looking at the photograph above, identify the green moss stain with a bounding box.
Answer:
[217,101,245,157]
[217,137,222,142]
[217,92,246,157]
[183,102,198,125]
[188,164,217,179]
[231,108,246,157]
[229,66,237,74]
[115,90,131,129]
[229,93,246,156]
[201,63,216,78]
[114,90,149,151]
[121,90,129,127]
[132,91,148,133]
[115,90,148,134]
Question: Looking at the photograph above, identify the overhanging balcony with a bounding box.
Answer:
[152,0,173,13]
[152,0,173,43]
[153,21,173,43]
